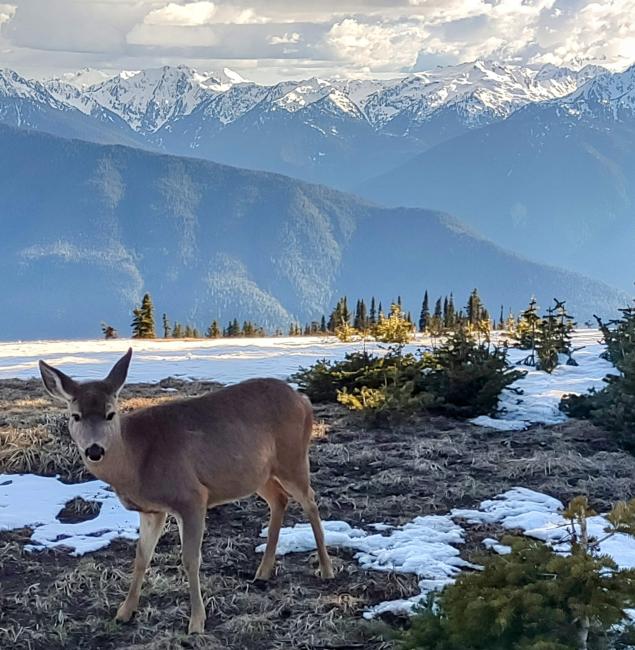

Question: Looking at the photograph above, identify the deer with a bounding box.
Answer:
[39,349,334,634]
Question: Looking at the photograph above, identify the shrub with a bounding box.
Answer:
[561,301,635,449]
[401,498,635,650]
[292,327,524,419]
[373,303,415,343]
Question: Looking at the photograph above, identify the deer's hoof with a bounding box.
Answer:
[188,617,205,634]
[115,603,135,624]
[321,563,335,579]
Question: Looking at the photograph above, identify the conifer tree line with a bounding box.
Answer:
[105,290,581,347]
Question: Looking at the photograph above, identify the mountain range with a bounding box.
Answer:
[0,124,624,340]
[360,65,635,291]
[0,61,606,189]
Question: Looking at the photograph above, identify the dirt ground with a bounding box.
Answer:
[2,378,635,650]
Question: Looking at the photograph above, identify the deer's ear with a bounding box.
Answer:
[104,348,132,396]
[39,361,78,403]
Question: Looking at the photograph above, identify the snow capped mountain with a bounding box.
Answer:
[0,68,58,105]
[56,68,112,89]
[74,65,250,133]
[359,60,604,133]
[1,60,615,187]
[556,63,635,121]
[31,60,608,139]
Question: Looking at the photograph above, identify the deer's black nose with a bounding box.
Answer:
[85,444,105,462]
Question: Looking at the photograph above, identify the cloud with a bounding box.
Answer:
[268,31,301,45]
[1,0,634,81]
[326,18,429,70]
[143,1,269,26]
[0,3,15,26]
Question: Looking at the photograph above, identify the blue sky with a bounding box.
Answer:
[1,0,634,81]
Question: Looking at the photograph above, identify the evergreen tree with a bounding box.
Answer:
[184,325,194,338]
[430,297,443,334]
[101,323,117,340]
[328,297,351,332]
[192,328,200,339]
[373,303,414,343]
[131,293,156,339]
[206,320,221,338]
[354,298,368,331]
[320,315,327,333]
[515,297,541,365]
[446,293,456,329]
[402,497,635,650]
[419,291,430,332]
[369,297,377,326]
[466,288,483,327]
[162,313,171,339]
[535,300,574,373]
[172,322,183,338]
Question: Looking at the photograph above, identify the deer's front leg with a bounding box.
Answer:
[116,511,167,623]
[178,505,207,634]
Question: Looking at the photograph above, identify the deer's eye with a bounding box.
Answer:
[71,413,81,422]
[106,412,116,421]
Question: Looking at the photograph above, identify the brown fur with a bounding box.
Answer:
[39,352,333,634]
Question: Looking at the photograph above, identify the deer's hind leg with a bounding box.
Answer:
[178,503,207,634]
[116,511,167,623]
[255,478,289,580]
[276,461,334,579]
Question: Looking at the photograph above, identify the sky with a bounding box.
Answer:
[0,0,634,83]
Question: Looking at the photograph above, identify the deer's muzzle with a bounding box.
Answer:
[85,444,105,462]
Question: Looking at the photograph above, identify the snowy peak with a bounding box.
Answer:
[559,64,635,120]
[83,65,250,133]
[54,68,113,89]
[0,69,53,103]
[1,61,612,143]
[360,60,607,130]
[272,78,333,112]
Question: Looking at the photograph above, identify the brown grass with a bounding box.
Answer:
[2,379,635,649]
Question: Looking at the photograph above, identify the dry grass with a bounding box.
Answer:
[2,379,635,649]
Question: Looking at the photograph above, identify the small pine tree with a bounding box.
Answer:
[206,320,221,338]
[373,303,414,343]
[172,322,183,338]
[419,291,430,333]
[162,313,171,339]
[369,297,377,326]
[515,297,541,365]
[101,323,117,340]
[429,297,443,335]
[466,288,482,327]
[535,300,574,373]
[131,293,156,339]
[320,315,327,333]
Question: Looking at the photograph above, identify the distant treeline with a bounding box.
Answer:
[100,289,583,343]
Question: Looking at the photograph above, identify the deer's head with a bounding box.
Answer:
[39,349,132,464]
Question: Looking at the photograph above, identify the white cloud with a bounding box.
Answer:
[1,0,635,81]
[144,1,269,26]
[0,3,15,26]
[268,31,301,45]
[326,18,429,70]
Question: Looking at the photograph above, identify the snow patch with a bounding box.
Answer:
[0,474,138,555]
